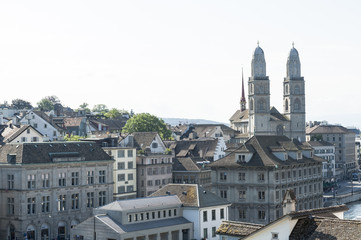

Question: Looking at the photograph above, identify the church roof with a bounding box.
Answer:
[270,107,289,121]
[229,109,249,123]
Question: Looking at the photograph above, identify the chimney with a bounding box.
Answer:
[282,189,297,216]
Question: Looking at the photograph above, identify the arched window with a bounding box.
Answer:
[258,99,266,111]
[276,125,284,136]
[285,84,289,94]
[41,223,50,240]
[27,225,36,240]
[250,98,254,111]
[285,99,289,111]
[294,98,301,111]
[8,224,15,240]
[294,85,300,94]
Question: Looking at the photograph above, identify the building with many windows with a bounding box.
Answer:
[209,135,324,224]
[0,142,113,240]
[103,146,137,200]
[70,195,193,240]
[121,132,173,197]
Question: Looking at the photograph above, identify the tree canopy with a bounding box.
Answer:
[122,113,171,139]
[11,99,33,109]
[37,95,61,111]
[92,104,108,113]
[104,108,129,119]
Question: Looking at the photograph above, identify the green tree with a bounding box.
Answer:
[11,99,33,109]
[104,108,129,119]
[122,113,172,139]
[92,104,108,114]
[64,134,82,141]
[78,103,91,113]
[36,95,61,111]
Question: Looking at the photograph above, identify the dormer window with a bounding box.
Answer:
[297,152,302,160]
[152,142,158,148]
[238,155,246,162]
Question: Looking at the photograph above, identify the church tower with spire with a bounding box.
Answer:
[248,43,271,137]
[283,43,306,141]
[240,68,247,111]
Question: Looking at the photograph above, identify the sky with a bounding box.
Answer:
[0,1,360,128]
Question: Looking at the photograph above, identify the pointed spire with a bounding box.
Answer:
[240,67,247,111]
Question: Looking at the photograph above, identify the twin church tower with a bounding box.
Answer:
[230,43,306,142]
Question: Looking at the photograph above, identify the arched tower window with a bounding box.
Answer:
[285,99,289,111]
[285,84,289,94]
[294,85,300,94]
[294,98,301,111]
[257,99,266,111]
[250,98,254,111]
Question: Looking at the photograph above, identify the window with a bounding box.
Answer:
[239,190,246,200]
[288,171,291,179]
[118,162,125,169]
[118,174,125,181]
[71,194,79,209]
[220,190,227,199]
[238,155,246,162]
[258,173,265,181]
[155,179,161,185]
[31,137,38,142]
[8,198,15,215]
[27,129,31,134]
[99,170,106,183]
[203,211,208,222]
[147,180,153,186]
[59,173,66,186]
[118,150,125,158]
[220,208,224,219]
[44,124,47,128]
[258,210,265,220]
[33,123,38,128]
[212,227,217,237]
[87,171,94,184]
[42,173,50,188]
[128,161,133,169]
[41,196,50,213]
[127,149,133,157]
[258,191,265,200]
[87,192,94,208]
[272,232,279,240]
[239,172,246,181]
[147,168,152,175]
[152,142,158,148]
[27,174,36,189]
[239,209,246,219]
[99,191,106,206]
[127,185,134,192]
[27,197,36,214]
[58,195,66,211]
[7,174,14,189]
[118,186,125,193]
[220,172,227,181]
[275,172,279,181]
[71,172,79,186]
[53,131,56,137]
[21,137,27,142]
[275,191,280,201]
[203,228,208,239]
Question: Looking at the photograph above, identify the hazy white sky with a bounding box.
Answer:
[0,1,360,128]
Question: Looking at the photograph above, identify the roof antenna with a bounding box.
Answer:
[292,41,295,48]
[257,40,259,47]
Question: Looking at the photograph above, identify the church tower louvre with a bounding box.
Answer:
[248,43,271,137]
[283,43,306,141]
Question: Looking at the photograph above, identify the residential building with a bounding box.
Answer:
[70,195,193,240]
[306,140,337,181]
[0,142,113,240]
[104,146,137,200]
[63,117,90,137]
[150,184,231,240]
[229,44,306,142]
[1,124,44,144]
[306,123,356,179]
[19,110,65,141]
[209,135,324,224]
[216,205,353,240]
[120,132,173,197]
[172,157,212,188]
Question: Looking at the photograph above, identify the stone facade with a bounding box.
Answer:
[209,135,323,225]
[0,142,113,240]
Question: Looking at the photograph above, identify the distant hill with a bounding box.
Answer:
[162,118,228,126]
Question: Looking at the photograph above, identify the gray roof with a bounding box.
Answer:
[209,135,322,169]
[229,109,249,123]
[150,184,230,208]
[2,125,43,143]
[306,140,335,147]
[132,132,159,150]
[306,125,354,135]
[173,157,202,172]
[99,195,182,212]
[0,141,112,164]
[97,215,191,234]
[172,138,218,159]
[216,221,263,238]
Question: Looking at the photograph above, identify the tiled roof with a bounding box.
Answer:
[0,141,112,164]
[216,221,263,238]
[91,119,126,131]
[132,132,159,150]
[209,135,323,169]
[229,109,249,123]
[173,157,201,171]
[150,184,230,208]
[63,117,83,127]
[289,217,361,240]
[306,125,353,134]
[2,125,43,143]
[172,138,218,159]
[288,205,349,219]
